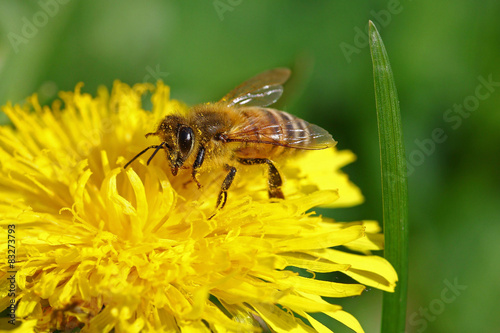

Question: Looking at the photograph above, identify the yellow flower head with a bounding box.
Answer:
[0,81,396,332]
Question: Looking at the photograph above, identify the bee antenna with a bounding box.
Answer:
[146,142,167,165]
[124,142,167,169]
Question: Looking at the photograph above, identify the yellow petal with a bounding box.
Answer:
[277,275,365,298]
[307,248,398,292]
[325,310,365,333]
[275,225,365,252]
[278,293,341,313]
[252,303,315,333]
[281,252,350,273]
[283,148,364,208]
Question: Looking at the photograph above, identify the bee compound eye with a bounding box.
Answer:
[178,126,194,157]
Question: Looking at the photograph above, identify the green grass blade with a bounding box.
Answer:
[368,21,409,333]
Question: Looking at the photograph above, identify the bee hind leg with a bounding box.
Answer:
[266,161,285,199]
[237,158,284,199]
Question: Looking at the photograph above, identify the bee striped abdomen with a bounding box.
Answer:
[277,109,311,146]
[230,107,316,159]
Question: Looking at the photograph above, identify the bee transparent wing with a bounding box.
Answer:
[289,123,337,149]
[224,109,337,150]
[226,85,284,108]
[219,68,291,108]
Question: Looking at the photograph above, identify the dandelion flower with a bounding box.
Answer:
[0,81,397,332]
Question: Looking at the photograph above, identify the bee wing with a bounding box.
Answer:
[224,109,337,150]
[218,68,291,108]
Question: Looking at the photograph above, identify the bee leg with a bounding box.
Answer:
[217,165,237,209]
[237,158,284,199]
[191,146,206,189]
[266,160,285,199]
[209,165,237,220]
[181,178,194,189]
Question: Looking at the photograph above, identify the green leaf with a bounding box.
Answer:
[368,21,409,333]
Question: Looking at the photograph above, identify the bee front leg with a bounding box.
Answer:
[191,146,206,189]
[237,158,284,199]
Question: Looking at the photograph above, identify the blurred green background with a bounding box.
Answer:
[1,1,499,332]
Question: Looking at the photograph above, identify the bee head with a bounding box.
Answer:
[149,115,195,176]
[124,115,195,173]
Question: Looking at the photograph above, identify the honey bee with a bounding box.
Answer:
[125,68,336,212]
